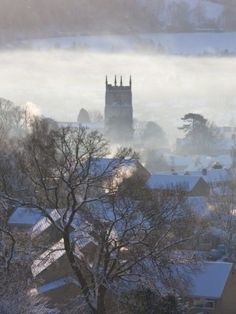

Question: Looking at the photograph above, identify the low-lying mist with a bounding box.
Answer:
[1,49,236,141]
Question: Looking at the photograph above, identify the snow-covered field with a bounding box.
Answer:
[13,32,236,56]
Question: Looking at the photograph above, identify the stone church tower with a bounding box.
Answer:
[105,76,133,141]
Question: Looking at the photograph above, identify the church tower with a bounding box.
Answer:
[105,76,133,141]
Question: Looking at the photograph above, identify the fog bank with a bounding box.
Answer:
[1,49,236,139]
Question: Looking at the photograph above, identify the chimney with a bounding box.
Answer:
[202,169,207,176]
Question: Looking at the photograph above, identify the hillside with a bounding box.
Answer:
[0,0,236,44]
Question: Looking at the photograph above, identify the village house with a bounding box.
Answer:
[31,237,97,309]
[9,158,235,313]
[145,174,210,197]
[158,153,233,174]
[88,157,150,184]
[8,207,44,231]
[36,276,81,310]
[187,168,232,187]
[188,262,236,314]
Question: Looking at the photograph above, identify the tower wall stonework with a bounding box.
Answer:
[104,76,133,141]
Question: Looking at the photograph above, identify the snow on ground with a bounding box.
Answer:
[11,32,236,56]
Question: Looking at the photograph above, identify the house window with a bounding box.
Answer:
[193,298,215,309]
[205,300,215,309]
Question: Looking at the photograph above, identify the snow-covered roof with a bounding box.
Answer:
[31,219,96,277]
[184,155,216,172]
[30,209,61,239]
[31,239,65,277]
[189,262,232,299]
[30,207,96,246]
[185,155,232,172]
[88,157,137,177]
[189,169,231,184]
[85,198,144,236]
[146,174,205,191]
[37,276,80,294]
[58,121,104,131]
[8,207,44,226]
[165,153,233,173]
[158,168,232,184]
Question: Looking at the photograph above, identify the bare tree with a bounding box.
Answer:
[0,114,202,313]
[0,98,34,145]
[0,259,53,314]
[0,198,53,314]
[0,117,200,313]
[210,180,236,259]
[0,103,58,312]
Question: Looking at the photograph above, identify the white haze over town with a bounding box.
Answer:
[1,48,236,141]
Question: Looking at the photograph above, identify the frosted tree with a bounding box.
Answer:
[4,118,200,313]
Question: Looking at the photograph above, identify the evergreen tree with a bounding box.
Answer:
[77,108,90,124]
[178,113,220,155]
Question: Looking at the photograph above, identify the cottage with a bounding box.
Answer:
[188,262,236,314]
[188,168,232,186]
[89,157,150,180]
[146,174,210,197]
[8,207,44,230]
[37,276,81,309]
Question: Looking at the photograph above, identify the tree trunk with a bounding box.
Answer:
[63,234,96,313]
[97,285,107,314]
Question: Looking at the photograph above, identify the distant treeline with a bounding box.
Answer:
[0,0,156,41]
[1,0,236,43]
